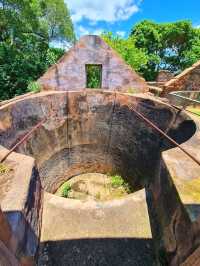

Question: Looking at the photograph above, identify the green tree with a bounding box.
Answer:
[183,28,200,67]
[0,0,75,100]
[131,20,200,80]
[102,32,148,73]
[40,0,75,43]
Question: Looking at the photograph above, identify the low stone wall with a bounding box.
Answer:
[0,147,42,265]
[156,70,174,83]
[162,60,200,96]
[0,91,177,192]
[38,189,154,265]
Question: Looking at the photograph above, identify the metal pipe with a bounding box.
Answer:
[129,105,200,167]
[0,118,46,163]
[0,104,199,167]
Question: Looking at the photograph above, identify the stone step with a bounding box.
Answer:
[38,189,157,265]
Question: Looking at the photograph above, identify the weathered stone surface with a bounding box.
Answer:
[0,147,42,264]
[38,35,148,92]
[0,91,200,265]
[0,239,19,266]
[163,60,200,96]
[0,206,12,249]
[156,70,174,83]
[38,190,156,266]
[0,91,178,193]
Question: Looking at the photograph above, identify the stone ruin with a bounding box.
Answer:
[0,35,200,266]
[38,35,147,92]
[162,60,200,96]
[148,61,200,96]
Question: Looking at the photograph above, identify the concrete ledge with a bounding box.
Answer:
[163,113,200,221]
[41,189,152,242]
[0,146,42,261]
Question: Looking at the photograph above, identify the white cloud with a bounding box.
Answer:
[116,31,126,37]
[66,0,141,23]
[78,26,90,36]
[77,26,104,36]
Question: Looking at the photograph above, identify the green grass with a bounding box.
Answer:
[110,175,131,193]
[0,163,11,174]
[187,107,200,116]
[111,175,124,188]
[61,183,71,198]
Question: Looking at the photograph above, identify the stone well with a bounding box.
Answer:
[0,90,200,265]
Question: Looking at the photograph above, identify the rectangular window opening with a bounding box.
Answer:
[86,64,102,89]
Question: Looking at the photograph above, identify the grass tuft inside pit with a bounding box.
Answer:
[55,173,132,201]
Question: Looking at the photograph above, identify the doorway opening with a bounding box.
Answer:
[86,64,102,88]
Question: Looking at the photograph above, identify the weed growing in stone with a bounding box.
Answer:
[111,175,124,188]
[0,163,11,175]
[110,174,131,193]
[61,183,71,198]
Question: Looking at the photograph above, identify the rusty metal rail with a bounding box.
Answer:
[129,105,200,167]
[0,104,200,167]
[0,118,46,163]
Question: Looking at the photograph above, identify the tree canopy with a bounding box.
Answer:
[102,21,200,81]
[131,20,200,80]
[1,9,200,100]
[0,0,75,100]
[101,32,148,73]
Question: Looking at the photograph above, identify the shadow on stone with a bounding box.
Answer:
[38,237,157,266]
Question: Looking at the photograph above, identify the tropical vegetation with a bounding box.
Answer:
[0,0,75,100]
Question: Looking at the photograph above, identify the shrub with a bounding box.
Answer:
[61,183,71,198]
[111,175,125,188]
[110,174,132,193]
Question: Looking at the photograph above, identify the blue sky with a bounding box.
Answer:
[66,0,200,38]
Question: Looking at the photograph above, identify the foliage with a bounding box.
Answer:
[183,29,200,67]
[0,0,74,100]
[111,175,125,188]
[86,65,102,88]
[102,32,148,73]
[61,183,71,198]
[110,174,131,193]
[27,81,41,93]
[131,20,200,80]
[40,0,75,43]
[0,39,64,100]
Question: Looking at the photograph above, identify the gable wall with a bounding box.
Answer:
[39,35,147,92]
